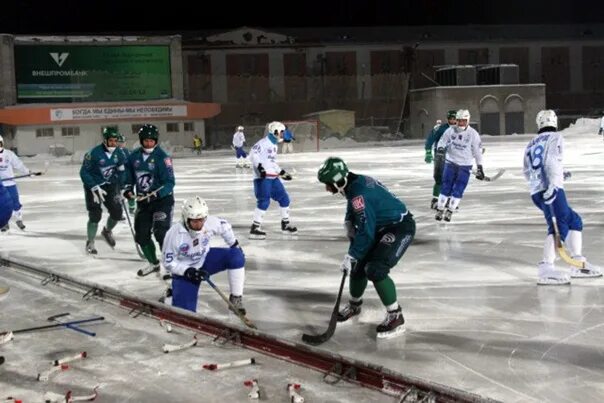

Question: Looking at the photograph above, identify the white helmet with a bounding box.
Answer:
[536,110,557,131]
[182,196,209,236]
[455,109,471,130]
[237,125,244,131]
[268,121,286,135]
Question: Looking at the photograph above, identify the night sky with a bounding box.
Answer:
[1,0,602,35]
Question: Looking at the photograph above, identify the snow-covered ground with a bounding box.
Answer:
[2,118,604,402]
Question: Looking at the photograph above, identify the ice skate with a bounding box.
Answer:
[443,208,453,222]
[1,223,9,232]
[281,219,298,234]
[537,262,570,285]
[101,226,116,248]
[337,300,362,322]
[435,209,444,221]
[15,220,25,230]
[229,294,247,315]
[570,261,602,278]
[249,222,266,240]
[376,306,405,338]
[430,198,438,210]
[137,262,160,277]
[85,240,98,255]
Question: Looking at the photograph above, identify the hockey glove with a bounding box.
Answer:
[475,165,485,180]
[184,267,208,283]
[230,240,241,249]
[424,149,433,164]
[123,186,135,200]
[340,254,358,275]
[543,185,558,205]
[257,164,266,178]
[90,185,107,204]
[279,170,293,181]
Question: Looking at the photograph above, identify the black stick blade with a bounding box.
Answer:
[301,271,347,346]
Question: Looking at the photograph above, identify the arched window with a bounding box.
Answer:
[504,94,525,134]
[479,95,500,135]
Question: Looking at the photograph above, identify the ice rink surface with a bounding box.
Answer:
[2,119,604,402]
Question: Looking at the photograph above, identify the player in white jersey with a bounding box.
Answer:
[248,121,297,239]
[434,109,485,222]
[523,110,601,285]
[162,197,246,313]
[232,126,250,168]
[0,134,30,231]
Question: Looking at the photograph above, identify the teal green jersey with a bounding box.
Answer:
[424,123,450,151]
[79,144,126,189]
[124,147,175,199]
[345,174,408,260]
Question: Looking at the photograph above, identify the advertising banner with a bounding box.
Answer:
[50,105,187,121]
[15,45,172,102]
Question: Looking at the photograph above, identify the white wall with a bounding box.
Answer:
[14,119,206,156]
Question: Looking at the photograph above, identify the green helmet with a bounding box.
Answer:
[117,133,126,143]
[138,124,159,143]
[447,110,457,120]
[102,127,121,141]
[317,157,349,184]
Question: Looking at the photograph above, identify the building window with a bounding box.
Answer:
[166,123,179,132]
[184,122,194,131]
[61,127,80,137]
[131,124,144,134]
[35,128,54,138]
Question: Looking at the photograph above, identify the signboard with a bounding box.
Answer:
[15,45,172,102]
[50,105,187,121]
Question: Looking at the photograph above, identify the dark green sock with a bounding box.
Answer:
[128,199,136,209]
[86,221,98,242]
[106,217,118,231]
[433,183,441,197]
[141,243,159,265]
[349,276,368,299]
[374,276,397,306]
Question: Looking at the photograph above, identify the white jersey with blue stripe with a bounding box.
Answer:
[436,126,483,166]
[162,216,237,276]
[523,130,564,195]
[0,149,29,187]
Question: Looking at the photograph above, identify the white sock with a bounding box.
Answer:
[448,197,461,210]
[280,206,290,221]
[12,210,22,220]
[437,194,448,210]
[386,302,400,311]
[253,208,266,224]
[228,267,245,296]
[565,230,584,259]
[543,234,556,264]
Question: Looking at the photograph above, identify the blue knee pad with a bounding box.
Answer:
[228,247,245,268]
[254,179,271,210]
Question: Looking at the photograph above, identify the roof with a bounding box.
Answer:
[181,24,604,48]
